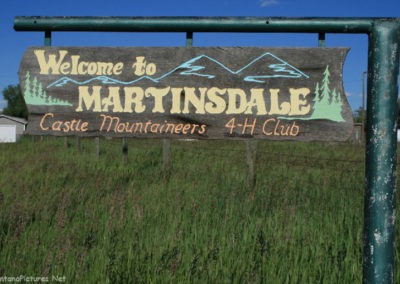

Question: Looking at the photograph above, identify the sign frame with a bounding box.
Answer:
[14,17,400,283]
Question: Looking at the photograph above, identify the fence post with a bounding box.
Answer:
[246,141,257,191]
[162,31,194,181]
[163,139,170,181]
[76,136,81,152]
[122,137,128,164]
[95,137,100,159]
[363,20,400,284]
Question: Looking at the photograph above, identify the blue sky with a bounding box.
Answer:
[0,0,399,112]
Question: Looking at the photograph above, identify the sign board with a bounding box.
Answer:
[19,47,353,141]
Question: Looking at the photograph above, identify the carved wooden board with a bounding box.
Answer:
[19,47,353,141]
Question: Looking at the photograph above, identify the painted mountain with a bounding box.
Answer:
[47,52,309,88]
[47,75,159,88]
[240,53,309,82]
[155,53,309,82]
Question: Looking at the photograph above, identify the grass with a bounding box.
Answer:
[0,137,398,283]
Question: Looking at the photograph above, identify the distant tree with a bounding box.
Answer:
[353,107,365,124]
[2,84,28,119]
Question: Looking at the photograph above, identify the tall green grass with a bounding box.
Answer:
[0,137,397,283]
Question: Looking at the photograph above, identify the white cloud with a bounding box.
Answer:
[259,0,279,7]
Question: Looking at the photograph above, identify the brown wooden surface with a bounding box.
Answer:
[19,46,353,141]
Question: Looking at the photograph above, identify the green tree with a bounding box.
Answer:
[2,84,28,119]
[353,107,365,123]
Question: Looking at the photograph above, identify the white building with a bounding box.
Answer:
[0,115,27,142]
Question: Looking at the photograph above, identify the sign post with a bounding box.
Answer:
[363,21,400,283]
[14,17,400,283]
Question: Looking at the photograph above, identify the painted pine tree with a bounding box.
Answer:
[24,72,32,100]
[322,66,332,104]
[309,65,344,122]
[22,72,72,106]
[32,77,38,99]
[38,82,44,101]
[315,82,321,101]
[334,88,341,103]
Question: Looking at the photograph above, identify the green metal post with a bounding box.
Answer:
[13,16,374,33]
[318,32,325,47]
[44,30,51,46]
[186,31,193,47]
[363,20,400,284]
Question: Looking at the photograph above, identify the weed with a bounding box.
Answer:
[0,137,397,282]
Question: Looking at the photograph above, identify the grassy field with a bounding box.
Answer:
[0,137,398,283]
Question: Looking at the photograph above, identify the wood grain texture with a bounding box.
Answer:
[19,46,353,141]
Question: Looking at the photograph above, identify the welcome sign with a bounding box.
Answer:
[19,47,353,141]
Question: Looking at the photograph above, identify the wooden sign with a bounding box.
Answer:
[19,47,353,141]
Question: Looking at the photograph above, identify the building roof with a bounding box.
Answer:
[0,114,27,125]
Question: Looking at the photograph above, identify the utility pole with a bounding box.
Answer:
[362,71,367,142]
